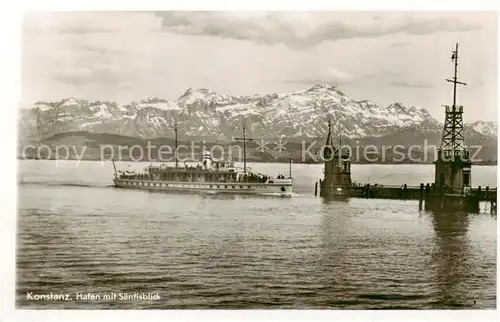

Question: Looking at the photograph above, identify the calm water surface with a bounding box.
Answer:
[17,161,497,309]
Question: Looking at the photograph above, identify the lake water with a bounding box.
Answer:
[16,161,497,309]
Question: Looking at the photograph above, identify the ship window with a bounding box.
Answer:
[232,185,235,189]
[248,186,251,188]
[224,185,228,188]
[240,185,243,188]
[210,185,213,188]
[217,185,220,188]
[268,181,274,183]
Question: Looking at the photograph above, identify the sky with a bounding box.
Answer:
[21,11,497,122]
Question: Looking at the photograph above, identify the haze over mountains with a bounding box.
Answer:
[18,84,497,144]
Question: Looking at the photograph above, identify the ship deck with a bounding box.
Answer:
[113,177,293,196]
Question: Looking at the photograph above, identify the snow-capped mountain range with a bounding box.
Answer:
[18,84,497,141]
[468,120,498,138]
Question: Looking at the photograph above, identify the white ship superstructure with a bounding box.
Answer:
[112,151,293,196]
[112,124,293,196]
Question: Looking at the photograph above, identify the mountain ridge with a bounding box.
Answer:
[18,84,497,144]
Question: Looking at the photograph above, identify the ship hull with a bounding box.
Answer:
[112,178,293,196]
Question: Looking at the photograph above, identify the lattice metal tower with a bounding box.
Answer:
[434,43,472,194]
[440,43,467,155]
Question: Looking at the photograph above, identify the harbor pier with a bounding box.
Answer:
[315,44,497,214]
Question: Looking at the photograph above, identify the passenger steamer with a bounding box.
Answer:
[111,125,293,196]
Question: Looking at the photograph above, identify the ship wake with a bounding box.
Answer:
[18,180,114,189]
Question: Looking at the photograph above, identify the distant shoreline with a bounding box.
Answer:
[18,129,497,167]
[16,156,498,166]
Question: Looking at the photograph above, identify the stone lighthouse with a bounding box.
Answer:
[319,118,352,197]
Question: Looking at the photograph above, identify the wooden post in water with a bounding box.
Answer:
[419,183,424,210]
[486,186,490,212]
[314,181,318,196]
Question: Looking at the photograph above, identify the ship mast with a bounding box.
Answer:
[174,121,178,168]
[234,123,253,173]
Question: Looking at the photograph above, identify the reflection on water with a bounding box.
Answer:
[429,210,471,307]
[317,202,353,306]
[320,196,350,205]
[16,161,497,309]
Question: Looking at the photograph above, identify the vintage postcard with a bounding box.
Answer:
[3,2,498,322]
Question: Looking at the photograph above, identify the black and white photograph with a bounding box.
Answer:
[2,2,499,321]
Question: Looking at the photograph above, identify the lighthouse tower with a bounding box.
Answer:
[319,118,352,197]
